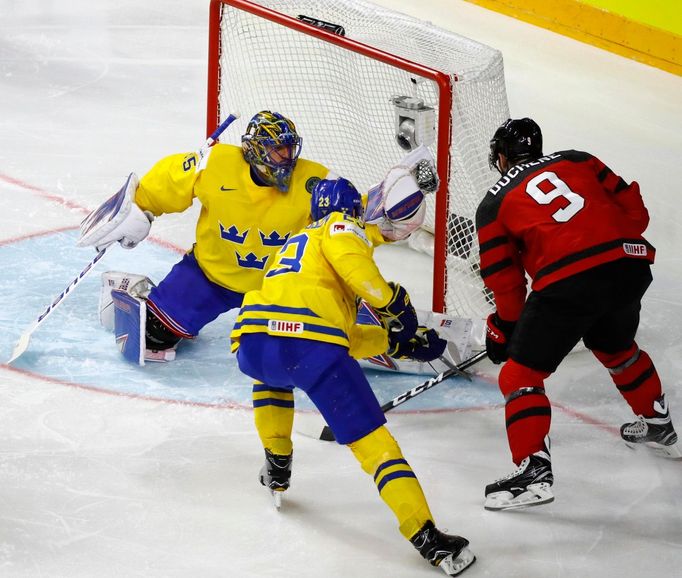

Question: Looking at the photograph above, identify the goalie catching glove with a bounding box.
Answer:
[365,145,437,242]
[387,325,447,362]
[374,282,418,343]
[77,173,153,251]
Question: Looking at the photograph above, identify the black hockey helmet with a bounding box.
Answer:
[489,118,543,174]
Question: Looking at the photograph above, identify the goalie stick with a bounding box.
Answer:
[6,112,241,364]
[7,247,109,364]
[317,350,488,442]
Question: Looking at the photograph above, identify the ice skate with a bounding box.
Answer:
[484,448,554,511]
[259,449,292,509]
[410,520,475,576]
[621,395,682,459]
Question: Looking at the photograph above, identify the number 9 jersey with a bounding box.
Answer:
[475,150,655,320]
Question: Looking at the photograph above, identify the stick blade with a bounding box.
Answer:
[7,332,31,364]
[319,426,336,442]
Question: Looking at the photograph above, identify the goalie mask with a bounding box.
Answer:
[310,178,364,222]
[241,111,302,192]
[489,117,543,174]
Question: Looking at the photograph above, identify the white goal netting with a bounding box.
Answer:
[209,0,510,318]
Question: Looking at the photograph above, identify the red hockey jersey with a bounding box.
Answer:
[475,150,655,321]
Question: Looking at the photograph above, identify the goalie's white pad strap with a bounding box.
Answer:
[99,271,155,332]
[78,173,153,251]
[396,143,435,169]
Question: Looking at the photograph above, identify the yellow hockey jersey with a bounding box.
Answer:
[231,212,392,358]
[134,144,330,293]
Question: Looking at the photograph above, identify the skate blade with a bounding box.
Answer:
[625,440,682,460]
[270,489,283,510]
[438,547,476,576]
[484,483,554,511]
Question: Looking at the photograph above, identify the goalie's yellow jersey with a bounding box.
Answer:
[134,144,330,294]
[230,212,392,358]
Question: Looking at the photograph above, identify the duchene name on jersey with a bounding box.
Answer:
[488,153,562,195]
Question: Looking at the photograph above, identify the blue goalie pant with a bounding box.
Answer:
[237,333,387,444]
[148,251,245,337]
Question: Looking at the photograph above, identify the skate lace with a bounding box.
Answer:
[622,416,647,436]
[492,457,530,483]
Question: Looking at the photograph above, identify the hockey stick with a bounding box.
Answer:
[7,246,110,364]
[199,112,241,160]
[318,350,488,442]
[6,112,241,365]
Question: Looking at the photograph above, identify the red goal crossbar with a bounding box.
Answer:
[206,0,454,312]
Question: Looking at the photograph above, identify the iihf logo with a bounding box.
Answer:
[268,319,304,334]
[623,242,647,256]
[220,222,249,244]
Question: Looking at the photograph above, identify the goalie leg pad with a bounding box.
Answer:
[112,290,147,366]
[112,290,176,365]
[100,271,155,332]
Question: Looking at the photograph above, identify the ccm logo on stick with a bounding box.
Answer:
[268,320,304,334]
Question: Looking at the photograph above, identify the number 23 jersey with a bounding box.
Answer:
[231,212,392,353]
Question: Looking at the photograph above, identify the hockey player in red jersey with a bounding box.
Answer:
[476,117,680,511]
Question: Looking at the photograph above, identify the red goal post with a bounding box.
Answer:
[206,0,509,318]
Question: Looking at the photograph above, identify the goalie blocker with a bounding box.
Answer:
[78,173,153,252]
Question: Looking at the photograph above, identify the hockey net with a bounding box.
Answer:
[207,0,510,318]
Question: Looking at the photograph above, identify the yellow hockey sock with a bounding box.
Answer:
[252,382,294,456]
[349,425,433,539]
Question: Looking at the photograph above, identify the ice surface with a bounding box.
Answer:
[1,1,680,577]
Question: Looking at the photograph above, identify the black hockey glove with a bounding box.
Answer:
[388,326,447,362]
[374,282,418,343]
[485,312,517,364]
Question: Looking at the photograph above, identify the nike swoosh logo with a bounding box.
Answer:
[220,186,237,191]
